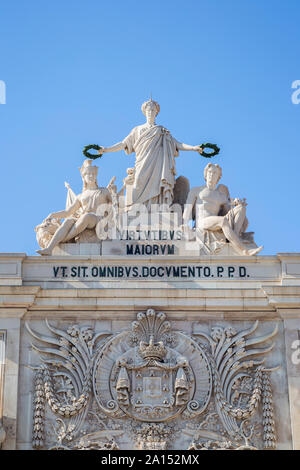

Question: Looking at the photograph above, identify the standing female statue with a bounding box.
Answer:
[99,99,203,208]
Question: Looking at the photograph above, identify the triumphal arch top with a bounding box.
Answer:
[0,99,299,450]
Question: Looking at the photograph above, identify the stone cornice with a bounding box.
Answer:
[0,286,40,317]
[261,286,300,318]
[0,253,26,286]
[0,253,299,318]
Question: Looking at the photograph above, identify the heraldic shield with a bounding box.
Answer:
[93,309,212,422]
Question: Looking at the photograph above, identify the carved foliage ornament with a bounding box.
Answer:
[26,311,278,450]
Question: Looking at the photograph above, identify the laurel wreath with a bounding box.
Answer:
[82,144,103,160]
[199,142,220,158]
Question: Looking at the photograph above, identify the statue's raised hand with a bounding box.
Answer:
[193,145,203,153]
[107,176,117,193]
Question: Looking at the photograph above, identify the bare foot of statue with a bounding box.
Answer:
[244,246,263,256]
[36,248,52,256]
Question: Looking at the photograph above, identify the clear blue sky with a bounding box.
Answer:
[1,0,299,255]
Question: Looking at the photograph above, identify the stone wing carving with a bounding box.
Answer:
[193,321,278,449]
[25,320,112,448]
[173,176,190,213]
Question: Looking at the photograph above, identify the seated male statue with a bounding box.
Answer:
[183,163,263,256]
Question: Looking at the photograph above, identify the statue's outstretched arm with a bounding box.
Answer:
[175,140,203,153]
[101,141,125,154]
[47,198,81,220]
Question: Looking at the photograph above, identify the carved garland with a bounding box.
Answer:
[212,363,264,422]
[32,366,91,449]
[43,367,90,417]
[32,368,45,448]
[262,372,276,449]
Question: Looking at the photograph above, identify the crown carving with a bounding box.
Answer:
[138,335,167,360]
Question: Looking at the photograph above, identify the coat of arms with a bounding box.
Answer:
[93,309,212,422]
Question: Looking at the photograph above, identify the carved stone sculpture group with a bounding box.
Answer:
[35,99,262,257]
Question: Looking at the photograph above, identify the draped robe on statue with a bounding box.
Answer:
[122,125,179,207]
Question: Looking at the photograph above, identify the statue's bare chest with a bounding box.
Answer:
[197,187,227,210]
[79,189,106,209]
